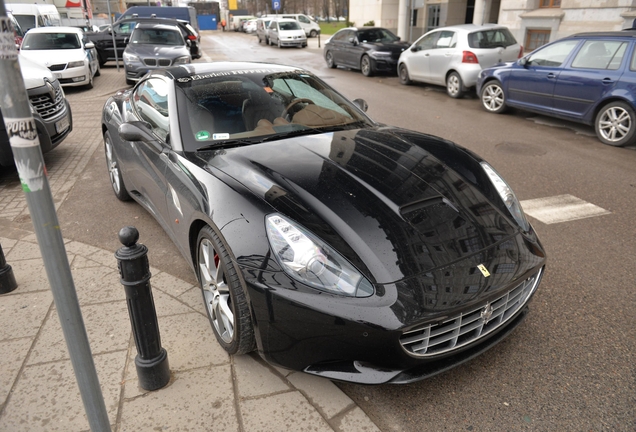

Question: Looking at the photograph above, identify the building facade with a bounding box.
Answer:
[350,0,636,50]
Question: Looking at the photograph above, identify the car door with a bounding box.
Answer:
[552,39,628,120]
[427,30,457,85]
[105,20,136,60]
[404,31,439,82]
[126,77,173,227]
[506,39,580,113]
[267,21,278,44]
[329,30,352,65]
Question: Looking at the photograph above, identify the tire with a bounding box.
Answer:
[480,80,507,114]
[196,226,255,355]
[399,63,411,85]
[325,51,336,68]
[446,71,464,98]
[268,37,272,46]
[85,72,94,90]
[126,78,135,86]
[595,101,636,147]
[277,39,281,48]
[309,30,317,38]
[361,55,373,77]
[95,63,101,77]
[104,131,131,201]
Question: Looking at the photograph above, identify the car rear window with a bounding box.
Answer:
[468,28,516,49]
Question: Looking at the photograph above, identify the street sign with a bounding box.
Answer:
[272,0,280,11]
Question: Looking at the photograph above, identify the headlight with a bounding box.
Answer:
[174,56,190,64]
[480,162,530,231]
[123,52,139,63]
[370,51,392,58]
[265,214,374,297]
[67,60,85,68]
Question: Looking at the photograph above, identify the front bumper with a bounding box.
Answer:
[240,226,546,384]
[53,66,91,87]
[369,56,399,72]
[279,39,306,47]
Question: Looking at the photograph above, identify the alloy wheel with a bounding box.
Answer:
[598,106,631,144]
[105,138,121,194]
[199,238,234,343]
[482,83,505,112]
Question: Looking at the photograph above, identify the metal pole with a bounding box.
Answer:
[106,0,120,72]
[0,3,111,431]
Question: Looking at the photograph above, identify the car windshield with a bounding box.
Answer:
[176,69,373,152]
[131,28,183,45]
[357,29,399,43]
[21,32,81,50]
[467,28,516,49]
[279,21,301,31]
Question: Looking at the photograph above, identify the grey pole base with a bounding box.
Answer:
[0,263,18,294]
[135,348,170,391]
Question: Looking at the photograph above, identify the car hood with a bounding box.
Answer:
[20,49,86,66]
[17,55,55,88]
[199,127,524,284]
[125,44,190,57]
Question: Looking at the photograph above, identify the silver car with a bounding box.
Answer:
[123,22,191,85]
[398,24,522,98]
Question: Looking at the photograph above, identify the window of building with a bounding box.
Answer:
[524,29,551,52]
[427,5,440,32]
[540,0,561,7]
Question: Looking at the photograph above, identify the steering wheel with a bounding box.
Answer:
[281,98,315,121]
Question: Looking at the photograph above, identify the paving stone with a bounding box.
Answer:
[0,291,52,340]
[287,372,354,419]
[234,354,290,398]
[336,407,382,432]
[240,391,333,432]
[0,338,32,404]
[120,366,238,432]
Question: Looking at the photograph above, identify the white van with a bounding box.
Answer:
[262,14,320,37]
[6,3,62,32]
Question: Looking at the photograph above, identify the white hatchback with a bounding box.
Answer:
[267,19,307,48]
[19,26,100,89]
[398,24,521,98]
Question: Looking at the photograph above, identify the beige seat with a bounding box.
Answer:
[291,105,349,127]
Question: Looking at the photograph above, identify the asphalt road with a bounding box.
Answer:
[3,30,635,431]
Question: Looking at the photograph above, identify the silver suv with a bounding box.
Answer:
[0,56,72,167]
[398,24,522,98]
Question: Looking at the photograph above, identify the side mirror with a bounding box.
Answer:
[396,36,401,41]
[411,45,420,52]
[118,121,162,151]
[124,37,129,44]
[85,42,95,49]
[518,57,528,67]
[352,98,368,112]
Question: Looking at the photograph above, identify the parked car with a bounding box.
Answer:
[261,13,321,37]
[267,19,307,48]
[101,62,546,384]
[244,19,257,34]
[85,16,200,66]
[256,17,273,44]
[324,27,410,77]
[20,26,100,89]
[0,56,72,167]
[477,30,636,147]
[398,24,522,98]
[122,22,191,85]
[5,3,61,32]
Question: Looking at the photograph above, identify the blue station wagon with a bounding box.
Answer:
[476,30,636,147]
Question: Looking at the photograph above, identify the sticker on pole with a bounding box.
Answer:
[0,17,18,60]
[4,117,40,148]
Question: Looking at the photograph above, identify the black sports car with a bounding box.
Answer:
[102,62,546,384]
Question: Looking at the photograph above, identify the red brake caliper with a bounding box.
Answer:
[214,253,219,267]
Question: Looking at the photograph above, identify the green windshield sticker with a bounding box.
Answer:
[196,131,210,140]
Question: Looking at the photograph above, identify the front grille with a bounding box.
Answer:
[143,58,172,67]
[400,267,543,357]
[29,81,66,121]
[48,64,66,71]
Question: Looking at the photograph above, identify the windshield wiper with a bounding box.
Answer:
[195,138,260,151]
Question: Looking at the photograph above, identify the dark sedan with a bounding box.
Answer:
[86,16,200,66]
[122,23,191,85]
[324,27,410,76]
[102,62,546,384]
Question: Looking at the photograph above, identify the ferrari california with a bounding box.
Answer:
[102,62,546,384]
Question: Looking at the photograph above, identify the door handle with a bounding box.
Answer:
[547,73,556,79]
[602,78,614,84]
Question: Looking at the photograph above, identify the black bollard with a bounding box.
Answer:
[0,242,18,294]
[115,226,170,391]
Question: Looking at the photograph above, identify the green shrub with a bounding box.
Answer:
[363,20,375,26]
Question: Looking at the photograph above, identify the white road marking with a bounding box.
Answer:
[520,194,611,224]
